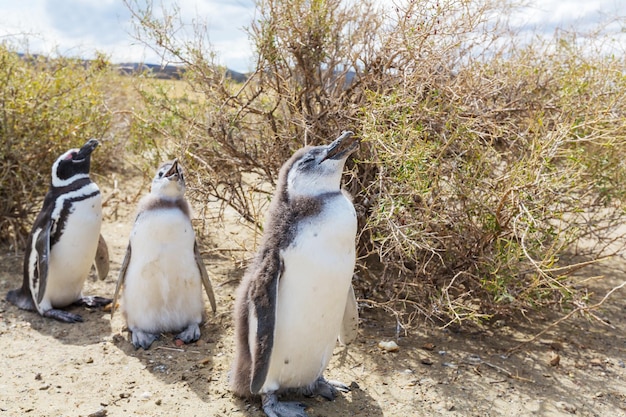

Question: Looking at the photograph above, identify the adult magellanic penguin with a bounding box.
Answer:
[112,159,217,350]
[230,131,360,417]
[6,139,111,323]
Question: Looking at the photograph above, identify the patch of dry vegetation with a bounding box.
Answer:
[125,0,626,327]
[0,47,121,247]
[3,1,625,329]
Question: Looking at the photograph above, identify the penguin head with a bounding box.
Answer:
[285,131,358,198]
[151,159,186,199]
[51,139,99,187]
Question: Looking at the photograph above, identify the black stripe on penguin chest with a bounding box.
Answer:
[50,183,100,247]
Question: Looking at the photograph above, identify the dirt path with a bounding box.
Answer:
[1,175,625,417]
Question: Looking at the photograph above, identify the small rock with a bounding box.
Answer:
[34,373,42,381]
[378,340,399,352]
[85,357,94,364]
[174,339,185,348]
[155,399,162,406]
[140,391,152,400]
[421,357,433,366]
[549,354,560,367]
[556,401,576,414]
[590,358,603,367]
[87,410,107,417]
[349,381,360,390]
[442,362,457,369]
[466,354,481,365]
[421,342,436,351]
[119,393,130,399]
[550,342,563,351]
[438,350,447,356]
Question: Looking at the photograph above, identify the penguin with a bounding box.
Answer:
[111,159,217,350]
[6,139,112,323]
[230,131,360,417]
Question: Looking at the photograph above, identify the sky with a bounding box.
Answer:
[0,0,624,73]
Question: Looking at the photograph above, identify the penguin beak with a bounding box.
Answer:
[320,131,359,163]
[164,159,180,180]
[73,139,99,162]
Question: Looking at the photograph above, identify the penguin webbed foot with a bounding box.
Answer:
[43,309,84,323]
[74,296,112,308]
[131,330,159,350]
[302,376,350,401]
[6,289,37,311]
[175,323,201,344]
[262,393,308,417]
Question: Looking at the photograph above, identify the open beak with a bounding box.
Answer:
[164,159,180,179]
[74,139,99,162]
[320,131,359,163]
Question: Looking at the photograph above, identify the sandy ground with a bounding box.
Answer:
[1,173,626,417]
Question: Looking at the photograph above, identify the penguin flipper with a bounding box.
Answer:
[30,222,52,311]
[194,240,217,313]
[111,243,131,319]
[93,234,110,280]
[250,252,283,394]
[338,283,359,345]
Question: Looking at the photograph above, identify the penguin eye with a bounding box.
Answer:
[158,171,164,178]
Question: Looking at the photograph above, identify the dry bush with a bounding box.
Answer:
[126,0,626,328]
[0,46,117,247]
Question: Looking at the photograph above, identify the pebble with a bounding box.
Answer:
[555,401,577,414]
[378,340,399,352]
[421,358,433,366]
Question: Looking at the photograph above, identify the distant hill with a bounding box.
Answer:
[16,52,248,83]
[116,62,248,83]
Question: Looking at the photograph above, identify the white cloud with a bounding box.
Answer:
[0,0,624,72]
[0,0,254,72]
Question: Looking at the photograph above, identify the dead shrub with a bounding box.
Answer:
[126,0,626,328]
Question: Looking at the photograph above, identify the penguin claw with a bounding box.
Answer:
[74,296,112,308]
[175,323,201,344]
[262,393,308,417]
[326,379,351,393]
[43,309,84,323]
[131,330,159,350]
[302,376,350,401]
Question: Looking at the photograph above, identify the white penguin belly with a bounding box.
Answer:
[261,196,357,392]
[44,193,102,308]
[123,209,204,333]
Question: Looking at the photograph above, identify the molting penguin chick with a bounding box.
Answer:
[6,139,111,323]
[230,131,360,417]
[112,159,217,350]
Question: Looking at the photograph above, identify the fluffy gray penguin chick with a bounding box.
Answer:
[230,131,360,417]
[112,159,217,350]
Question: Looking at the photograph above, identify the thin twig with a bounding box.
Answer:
[506,280,626,356]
